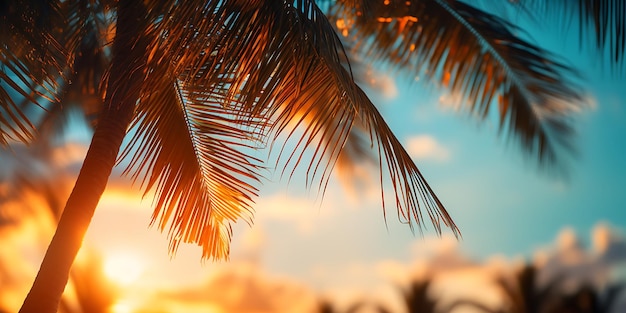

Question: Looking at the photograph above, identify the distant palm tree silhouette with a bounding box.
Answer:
[400,278,441,313]
[492,264,570,313]
[552,283,625,313]
[317,298,390,313]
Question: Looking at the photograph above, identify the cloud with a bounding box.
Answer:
[437,93,464,111]
[533,224,626,293]
[592,223,626,263]
[374,225,626,313]
[144,262,318,313]
[349,55,398,101]
[252,193,338,235]
[405,135,451,162]
[371,74,398,100]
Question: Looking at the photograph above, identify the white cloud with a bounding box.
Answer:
[405,135,451,162]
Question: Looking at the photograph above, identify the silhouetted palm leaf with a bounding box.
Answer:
[116,0,459,259]
[2,1,112,144]
[0,1,67,144]
[519,0,626,69]
[332,0,583,174]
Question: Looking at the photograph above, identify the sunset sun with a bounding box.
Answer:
[103,252,145,286]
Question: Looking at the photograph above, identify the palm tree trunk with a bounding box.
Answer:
[19,1,147,312]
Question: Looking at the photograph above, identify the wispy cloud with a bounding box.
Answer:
[405,135,451,162]
[253,194,335,235]
[371,73,398,100]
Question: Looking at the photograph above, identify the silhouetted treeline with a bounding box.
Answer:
[319,264,625,313]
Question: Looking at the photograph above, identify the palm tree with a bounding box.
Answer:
[400,278,441,313]
[316,297,391,313]
[2,1,624,312]
[552,283,625,313]
[496,264,564,313]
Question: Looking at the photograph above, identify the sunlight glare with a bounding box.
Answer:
[103,252,145,286]
[110,300,134,313]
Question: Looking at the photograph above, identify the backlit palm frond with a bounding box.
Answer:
[333,0,583,174]
[257,1,457,234]
[1,1,113,145]
[121,63,266,260]
[518,0,626,69]
[142,0,355,193]
[125,0,458,259]
[118,1,271,260]
[0,1,68,144]
[354,83,458,234]
[123,0,357,258]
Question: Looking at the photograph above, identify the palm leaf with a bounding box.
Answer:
[1,1,113,145]
[122,0,458,260]
[34,1,111,140]
[0,1,68,144]
[332,0,584,174]
[518,0,626,69]
[122,67,265,260]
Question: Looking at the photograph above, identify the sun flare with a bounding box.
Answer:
[103,252,145,286]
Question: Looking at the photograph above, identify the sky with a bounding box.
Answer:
[1,3,626,313]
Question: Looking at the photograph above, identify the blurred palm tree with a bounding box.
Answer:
[400,278,441,313]
[2,1,624,312]
[551,283,625,313]
[444,298,503,313]
[317,298,391,313]
[494,264,564,313]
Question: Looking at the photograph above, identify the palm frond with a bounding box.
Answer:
[518,0,626,69]
[0,1,68,144]
[255,1,457,234]
[1,1,114,145]
[123,0,459,259]
[333,0,584,174]
[34,1,111,140]
[122,67,265,260]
